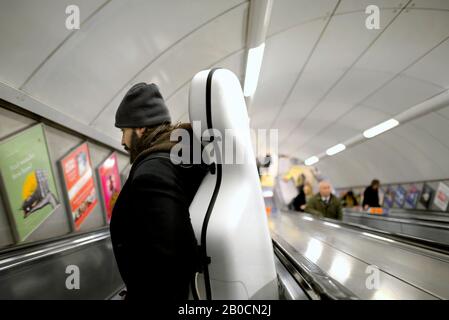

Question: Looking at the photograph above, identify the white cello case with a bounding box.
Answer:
[188,68,278,299]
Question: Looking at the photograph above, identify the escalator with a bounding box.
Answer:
[270,210,449,300]
[0,228,124,299]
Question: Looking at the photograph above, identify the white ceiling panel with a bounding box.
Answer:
[389,124,449,176]
[250,18,328,130]
[92,35,246,138]
[95,7,248,126]
[403,37,449,88]
[297,123,359,154]
[410,112,449,150]
[267,0,336,36]
[273,6,401,145]
[321,67,394,108]
[165,85,190,123]
[412,0,449,11]
[362,75,444,115]
[278,118,334,155]
[280,100,363,154]
[335,0,403,14]
[21,0,245,125]
[314,116,449,188]
[0,0,106,87]
[437,105,449,120]
[352,8,449,75]
[317,131,438,187]
[333,104,389,131]
[166,52,245,124]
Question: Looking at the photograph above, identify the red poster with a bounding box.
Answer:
[60,143,97,229]
[97,152,121,223]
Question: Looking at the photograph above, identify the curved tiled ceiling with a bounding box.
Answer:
[1,0,449,187]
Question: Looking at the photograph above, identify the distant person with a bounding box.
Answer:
[341,190,358,208]
[305,181,343,220]
[290,183,306,212]
[363,179,380,209]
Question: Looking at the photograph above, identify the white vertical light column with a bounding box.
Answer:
[243,0,273,110]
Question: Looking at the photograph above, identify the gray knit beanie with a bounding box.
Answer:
[115,83,171,128]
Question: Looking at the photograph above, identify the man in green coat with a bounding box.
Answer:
[305,181,343,220]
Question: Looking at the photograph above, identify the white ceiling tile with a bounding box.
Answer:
[403,38,449,88]
[363,75,444,115]
[93,44,246,137]
[0,0,106,87]
[166,85,190,122]
[410,112,449,150]
[274,6,401,147]
[334,104,389,130]
[268,0,337,36]
[352,8,449,75]
[22,0,245,126]
[412,0,449,11]
[437,105,449,119]
[336,0,403,14]
[250,18,328,130]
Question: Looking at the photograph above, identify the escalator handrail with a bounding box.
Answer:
[272,232,358,300]
[343,210,449,229]
[322,216,449,255]
[0,229,110,272]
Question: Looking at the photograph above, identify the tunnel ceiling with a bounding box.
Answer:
[1,0,449,187]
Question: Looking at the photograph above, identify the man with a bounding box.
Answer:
[305,181,343,220]
[110,83,206,301]
[363,179,381,209]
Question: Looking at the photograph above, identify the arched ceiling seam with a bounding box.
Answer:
[266,0,342,130]
[19,0,112,90]
[277,0,413,148]
[289,34,449,155]
[88,0,249,126]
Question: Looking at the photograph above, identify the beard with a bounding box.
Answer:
[128,130,142,164]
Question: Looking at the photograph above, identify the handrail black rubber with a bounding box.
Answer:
[0,228,110,271]
[319,215,449,256]
[0,226,109,256]
[272,232,358,300]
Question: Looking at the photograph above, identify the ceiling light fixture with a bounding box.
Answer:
[326,143,346,156]
[363,119,399,138]
[304,156,319,166]
[243,43,265,97]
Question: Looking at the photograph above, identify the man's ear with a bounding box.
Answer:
[135,127,146,138]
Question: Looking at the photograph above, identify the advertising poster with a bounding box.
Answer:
[404,184,420,209]
[60,143,97,229]
[382,186,396,209]
[97,152,121,223]
[419,184,434,209]
[0,124,59,242]
[433,182,449,212]
[394,185,406,208]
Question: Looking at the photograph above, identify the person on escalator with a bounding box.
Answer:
[110,83,207,302]
[362,179,381,210]
[305,180,343,220]
[341,190,358,208]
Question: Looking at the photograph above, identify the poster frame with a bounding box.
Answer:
[58,141,98,231]
[0,123,61,243]
[96,151,121,224]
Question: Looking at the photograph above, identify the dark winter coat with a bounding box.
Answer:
[110,128,207,301]
[305,193,343,220]
[363,186,380,208]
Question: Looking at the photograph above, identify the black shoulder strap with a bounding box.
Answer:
[197,68,222,300]
[127,151,171,182]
